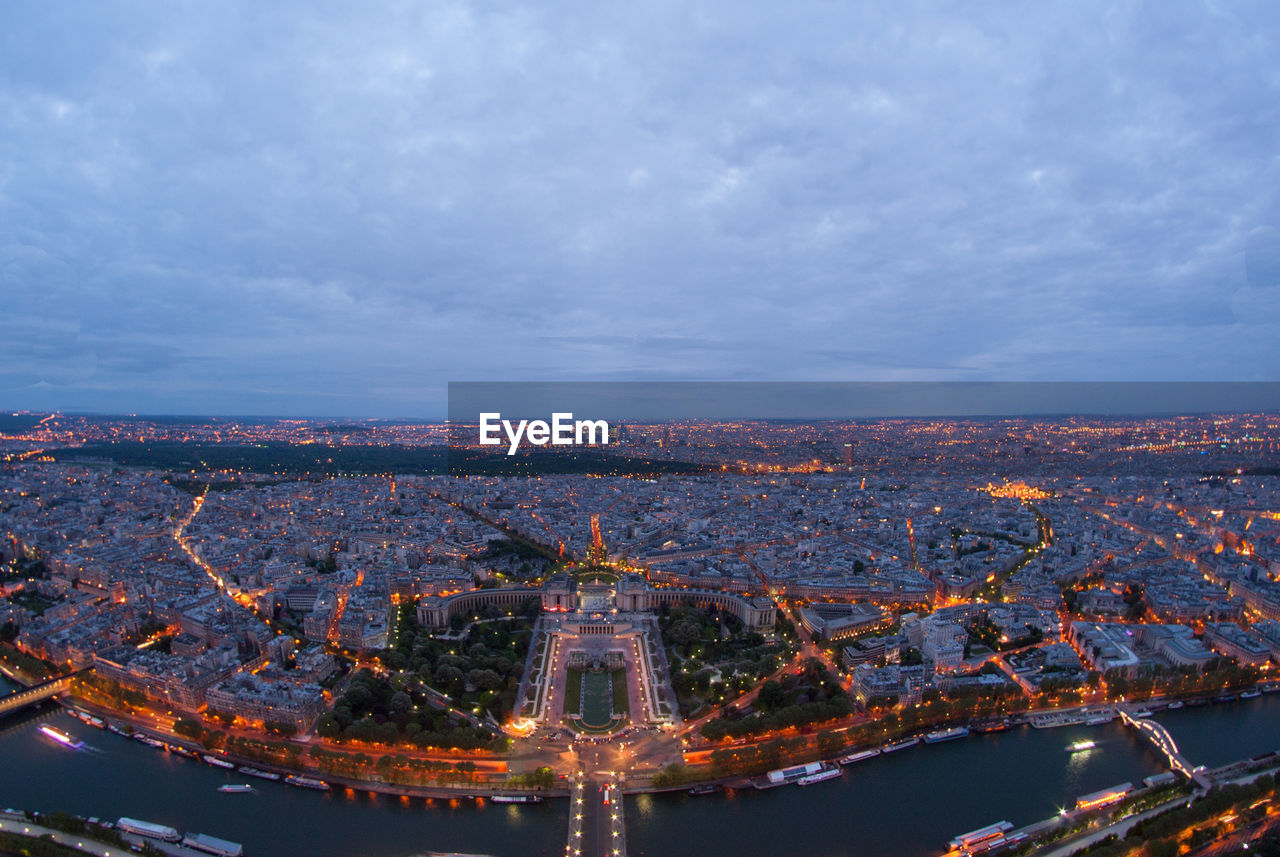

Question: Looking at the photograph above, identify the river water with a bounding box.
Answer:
[3,673,1277,857]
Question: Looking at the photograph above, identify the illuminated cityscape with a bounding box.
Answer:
[3,410,1280,855]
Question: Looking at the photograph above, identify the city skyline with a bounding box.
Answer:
[3,409,1280,856]
[4,3,1280,417]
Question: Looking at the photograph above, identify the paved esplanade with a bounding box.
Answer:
[565,769,626,857]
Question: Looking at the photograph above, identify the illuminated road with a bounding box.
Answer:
[565,769,626,857]
[0,818,130,857]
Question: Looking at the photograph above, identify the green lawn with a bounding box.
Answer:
[610,668,629,717]
[563,668,583,716]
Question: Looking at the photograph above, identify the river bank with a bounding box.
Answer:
[7,662,1278,803]
[6,676,1280,857]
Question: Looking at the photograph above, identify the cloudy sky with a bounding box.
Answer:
[3,2,1279,417]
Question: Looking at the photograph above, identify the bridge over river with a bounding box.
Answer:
[0,671,83,719]
[565,770,626,857]
[1118,705,1210,788]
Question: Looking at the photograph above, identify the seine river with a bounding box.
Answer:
[2,674,1277,857]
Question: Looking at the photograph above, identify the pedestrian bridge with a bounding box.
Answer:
[1118,707,1207,786]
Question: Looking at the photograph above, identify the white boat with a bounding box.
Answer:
[1240,689,1262,699]
[483,793,535,808]
[70,710,105,729]
[796,766,842,786]
[838,748,880,765]
[763,761,824,786]
[116,817,181,842]
[1166,700,1184,709]
[182,832,244,857]
[881,737,920,753]
[39,725,84,750]
[202,754,235,769]
[1029,710,1087,728]
[949,821,1014,852]
[285,774,330,791]
[923,726,969,743]
[1067,740,1096,753]
[217,784,255,794]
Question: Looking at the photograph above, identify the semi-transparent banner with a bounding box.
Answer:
[445,381,1280,476]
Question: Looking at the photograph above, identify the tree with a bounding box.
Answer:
[388,690,413,723]
[174,718,205,741]
[316,713,342,738]
[265,720,297,737]
[434,664,464,688]
[468,669,503,691]
[758,679,787,711]
[670,620,702,646]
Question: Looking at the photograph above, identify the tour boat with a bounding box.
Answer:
[39,724,84,749]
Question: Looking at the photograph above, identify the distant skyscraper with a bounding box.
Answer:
[843,443,853,466]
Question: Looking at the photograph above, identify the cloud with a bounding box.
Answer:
[1,1,1279,415]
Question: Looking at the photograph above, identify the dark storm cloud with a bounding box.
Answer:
[2,1,1279,416]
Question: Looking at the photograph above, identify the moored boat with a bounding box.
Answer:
[202,754,235,769]
[796,765,842,786]
[838,748,880,765]
[116,817,181,842]
[881,737,920,753]
[924,726,969,743]
[285,774,330,791]
[489,794,542,804]
[237,766,282,781]
[971,719,1010,733]
[182,832,244,857]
